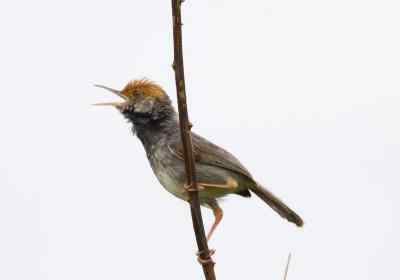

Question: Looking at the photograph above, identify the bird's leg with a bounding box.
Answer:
[195,200,221,264]
[184,177,238,193]
[207,203,223,241]
[183,183,204,192]
[198,177,238,190]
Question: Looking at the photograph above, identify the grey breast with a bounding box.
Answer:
[147,139,188,200]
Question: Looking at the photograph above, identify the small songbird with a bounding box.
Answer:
[95,79,303,240]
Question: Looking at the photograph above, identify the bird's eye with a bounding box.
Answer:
[119,104,133,113]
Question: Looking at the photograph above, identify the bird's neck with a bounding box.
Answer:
[132,110,179,150]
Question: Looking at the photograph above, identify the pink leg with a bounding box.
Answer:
[207,205,223,241]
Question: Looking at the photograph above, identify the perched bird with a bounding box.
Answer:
[95,79,303,240]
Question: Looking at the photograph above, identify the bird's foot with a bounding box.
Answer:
[184,183,204,192]
[196,249,215,264]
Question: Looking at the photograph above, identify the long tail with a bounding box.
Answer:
[249,183,304,227]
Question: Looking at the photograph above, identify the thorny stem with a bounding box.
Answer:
[171,1,217,279]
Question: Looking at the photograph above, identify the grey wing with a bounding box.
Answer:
[168,132,255,183]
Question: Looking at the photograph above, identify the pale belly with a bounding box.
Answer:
[154,168,188,200]
[147,142,240,203]
[148,146,188,201]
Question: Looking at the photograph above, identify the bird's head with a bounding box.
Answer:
[94,79,174,123]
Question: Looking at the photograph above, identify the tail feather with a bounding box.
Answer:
[249,183,304,227]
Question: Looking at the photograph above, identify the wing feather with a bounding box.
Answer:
[168,133,255,182]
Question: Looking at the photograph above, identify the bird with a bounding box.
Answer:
[94,78,303,241]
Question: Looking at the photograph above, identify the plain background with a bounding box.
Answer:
[0,0,399,279]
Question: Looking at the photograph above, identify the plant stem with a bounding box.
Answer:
[170,1,217,279]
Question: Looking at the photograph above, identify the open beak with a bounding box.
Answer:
[93,84,128,107]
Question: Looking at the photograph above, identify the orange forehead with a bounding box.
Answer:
[121,79,166,99]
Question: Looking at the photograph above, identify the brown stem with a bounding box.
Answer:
[170,1,217,279]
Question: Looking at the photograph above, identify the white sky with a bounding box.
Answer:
[0,0,399,279]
